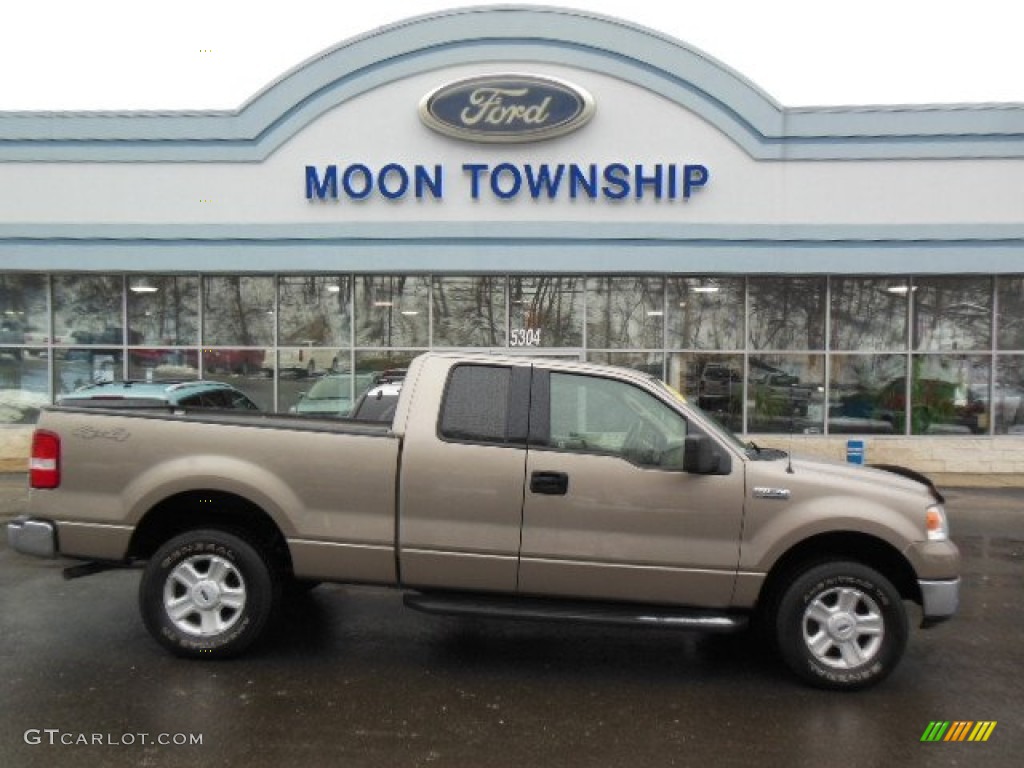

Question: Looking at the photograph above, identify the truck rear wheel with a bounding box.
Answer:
[139,529,279,659]
[775,561,907,690]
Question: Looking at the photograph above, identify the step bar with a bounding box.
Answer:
[404,592,748,633]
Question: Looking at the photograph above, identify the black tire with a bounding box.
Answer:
[139,529,280,659]
[775,561,907,690]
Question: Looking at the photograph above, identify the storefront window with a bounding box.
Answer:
[53,275,124,347]
[667,277,743,350]
[355,276,429,348]
[0,270,1019,435]
[996,276,1024,350]
[994,355,1024,434]
[668,352,743,433]
[586,276,663,349]
[127,275,199,347]
[128,349,199,381]
[0,275,48,349]
[829,354,907,434]
[278,276,351,347]
[748,277,825,351]
[748,354,826,434]
[830,278,909,350]
[203,276,274,347]
[914,277,992,351]
[0,349,48,424]
[587,351,663,378]
[909,355,990,435]
[509,276,583,348]
[432,276,506,347]
[55,348,124,394]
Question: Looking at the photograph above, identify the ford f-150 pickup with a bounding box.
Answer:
[7,352,960,689]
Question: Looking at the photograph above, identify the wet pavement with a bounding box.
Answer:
[0,478,1021,767]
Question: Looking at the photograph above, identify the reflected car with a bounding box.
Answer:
[874,377,985,434]
[292,372,380,416]
[350,382,403,422]
[58,380,260,411]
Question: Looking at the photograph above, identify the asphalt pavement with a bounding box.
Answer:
[0,476,1022,768]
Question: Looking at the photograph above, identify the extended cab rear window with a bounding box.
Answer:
[439,365,512,443]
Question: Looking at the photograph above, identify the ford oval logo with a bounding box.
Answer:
[419,74,595,143]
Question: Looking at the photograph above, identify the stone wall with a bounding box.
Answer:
[756,435,1024,488]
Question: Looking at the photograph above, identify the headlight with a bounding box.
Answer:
[926,504,949,542]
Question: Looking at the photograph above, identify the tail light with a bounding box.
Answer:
[30,430,61,489]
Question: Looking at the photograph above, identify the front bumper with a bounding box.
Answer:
[6,516,57,558]
[919,577,960,625]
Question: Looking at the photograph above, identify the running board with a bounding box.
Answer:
[403,592,748,633]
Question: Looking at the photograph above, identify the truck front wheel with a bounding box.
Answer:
[775,561,907,690]
[139,529,279,659]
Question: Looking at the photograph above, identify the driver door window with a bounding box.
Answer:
[548,372,687,468]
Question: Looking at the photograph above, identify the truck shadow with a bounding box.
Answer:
[265,586,788,688]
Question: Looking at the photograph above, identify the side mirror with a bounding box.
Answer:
[683,435,721,474]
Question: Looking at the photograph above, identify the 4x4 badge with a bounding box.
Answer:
[753,487,791,500]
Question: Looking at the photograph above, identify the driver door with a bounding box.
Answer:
[518,370,744,607]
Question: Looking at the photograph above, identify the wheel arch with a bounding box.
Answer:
[127,490,294,577]
[757,531,922,615]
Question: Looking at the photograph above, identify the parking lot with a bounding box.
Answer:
[1,476,1021,767]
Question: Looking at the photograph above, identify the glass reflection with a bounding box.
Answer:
[748,277,825,351]
[509,277,583,348]
[994,355,1024,434]
[914,277,992,351]
[668,353,743,432]
[278,276,351,347]
[667,278,743,350]
[203,276,274,346]
[128,350,199,381]
[127,276,199,346]
[908,355,989,435]
[355,277,429,347]
[53,275,123,347]
[828,355,907,434]
[55,348,123,394]
[432,276,505,347]
[997,276,1024,351]
[0,349,48,424]
[586,277,664,349]
[0,275,48,348]
[830,278,909,350]
[748,354,826,434]
[587,351,663,378]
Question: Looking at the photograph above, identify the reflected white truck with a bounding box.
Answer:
[8,352,959,689]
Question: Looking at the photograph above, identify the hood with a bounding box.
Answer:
[757,453,943,505]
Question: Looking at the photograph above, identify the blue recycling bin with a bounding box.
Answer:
[846,439,865,465]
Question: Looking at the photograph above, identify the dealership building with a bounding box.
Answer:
[1,6,1023,483]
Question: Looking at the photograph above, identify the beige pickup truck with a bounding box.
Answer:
[8,352,959,689]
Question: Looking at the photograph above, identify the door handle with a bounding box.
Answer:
[530,471,569,495]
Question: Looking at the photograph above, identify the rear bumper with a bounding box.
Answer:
[6,516,57,558]
[919,577,960,626]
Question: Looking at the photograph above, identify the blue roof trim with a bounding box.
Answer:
[0,5,1022,162]
[0,222,1020,275]
[2,222,1023,242]
[1,237,1019,276]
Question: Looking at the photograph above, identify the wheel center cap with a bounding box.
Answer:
[828,612,856,640]
[192,580,222,609]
